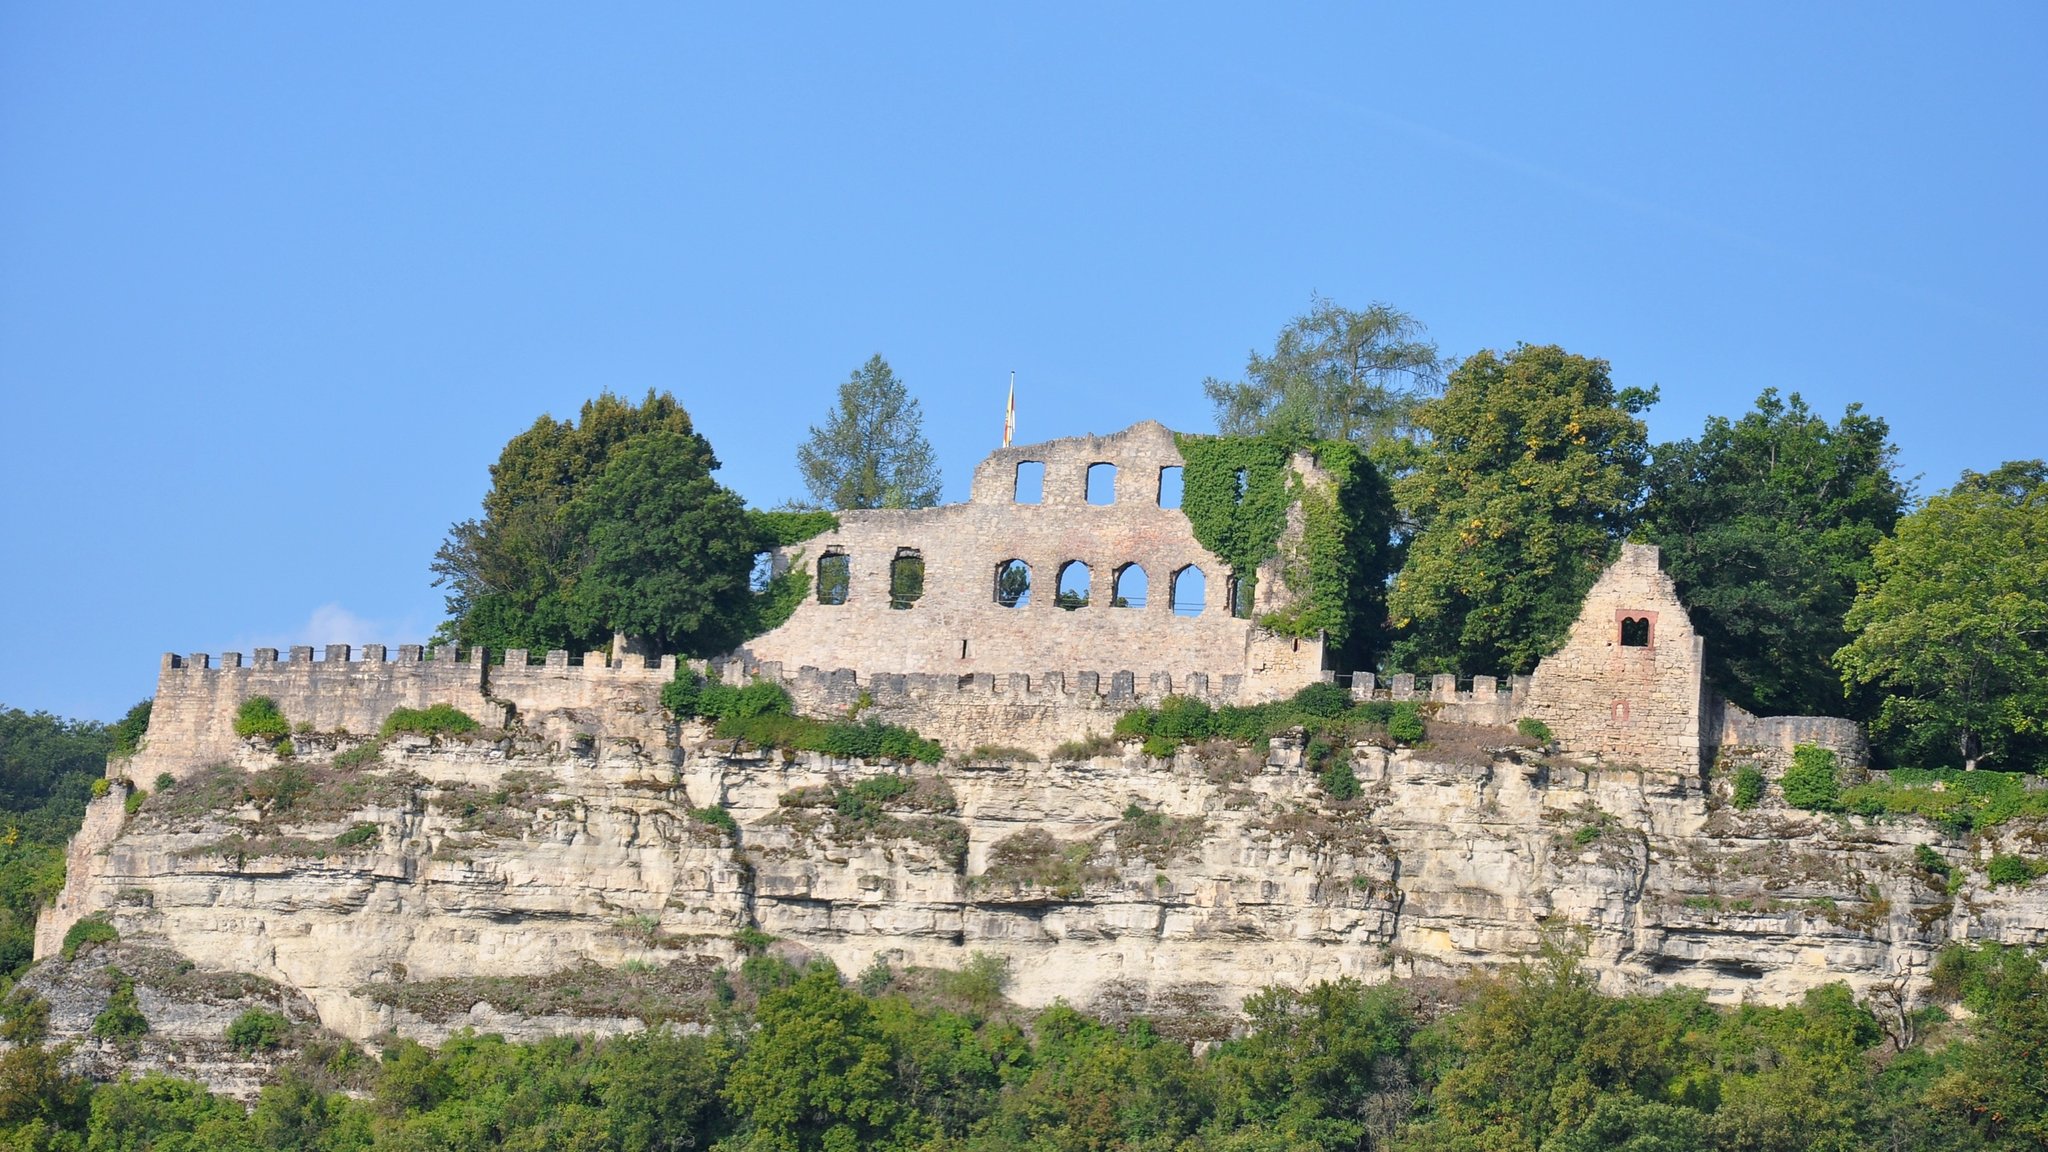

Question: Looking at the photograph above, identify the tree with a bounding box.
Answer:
[1384,344,1655,674]
[565,429,758,657]
[797,356,942,510]
[432,390,758,656]
[1835,461,2048,771]
[1204,296,1442,445]
[1639,390,1908,718]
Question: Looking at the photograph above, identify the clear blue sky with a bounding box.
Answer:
[3,4,2043,721]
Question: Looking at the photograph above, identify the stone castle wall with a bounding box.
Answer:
[738,421,1326,700]
[143,645,676,774]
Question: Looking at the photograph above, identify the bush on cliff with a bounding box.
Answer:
[1115,683,1427,759]
[232,696,291,741]
[1780,744,1842,812]
[379,704,480,739]
[667,669,941,763]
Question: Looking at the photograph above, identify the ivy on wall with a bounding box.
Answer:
[1174,433,1394,671]
[751,510,841,548]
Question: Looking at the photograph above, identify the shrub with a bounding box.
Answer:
[963,745,1038,763]
[90,777,111,799]
[1318,758,1361,801]
[225,1008,290,1052]
[91,972,148,1040]
[1050,734,1120,761]
[1731,765,1766,810]
[61,915,118,961]
[661,668,706,719]
[233,696,291,740]
[1290,682,1353,719]
[936,952,1011,1012]
[1914,844,1953,879]
[690,805,738,836]
[1387,705,1426,745]
[334,823,378,848]
[1141,735,1178,760]
[123,788,146,816]
[1516,717,1553,745]
[154,772,175,791]
[110,699,153,758]
[1986,854,2043,888]
[380,704,480,738]
[1780,745,1841,812]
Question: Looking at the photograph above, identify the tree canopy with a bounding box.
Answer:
[1204,297,1442,445]
[1384,344,1655,675]
[433,390,759,657]
[1639,390,1908,719]
[796,356,942,510]
[1836,460,2048,771]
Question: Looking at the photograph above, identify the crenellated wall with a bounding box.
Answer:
[141,645,676,774]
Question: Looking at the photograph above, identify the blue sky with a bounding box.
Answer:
[3,4,2043,720]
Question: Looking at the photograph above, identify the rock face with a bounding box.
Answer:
[30,721,2048,1056]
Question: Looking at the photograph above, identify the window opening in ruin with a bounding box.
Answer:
[1086,462,1117,505]
[994,559,1031,608]
[1171,565,1206,616]
[1014,461,1044,504]
[889,549,925,610]
[1232,468,1248,503]
[1620,616,1651,646]
[960,639,969,659]
[1157,465,1183,508]
[1056,561,1092,610]
[748,551,776,593]
[1112,563,1148,608]
[817,552,850,605]
[1227,570,1253,618]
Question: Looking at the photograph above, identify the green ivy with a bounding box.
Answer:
[1174,434,1394,669]
[750,509,840,548]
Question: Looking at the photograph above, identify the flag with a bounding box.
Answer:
[1003,371,1016,447]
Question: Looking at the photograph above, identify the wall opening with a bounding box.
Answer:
[1112,563,1148,608]
[960,639,969,659]
[748,551,775,593]
[889,549,925,610]
[1056,561,1092,610]
[994,559,1031,608]
[1232,468,1248,503]
[1086,462,1117,505]
[1620,616,1652,647]
[817,553,850,605]
[1227,570,1253,618]
[1014,461,1044,504]
[1157,465,1183,508]
[1170,565,1206,616]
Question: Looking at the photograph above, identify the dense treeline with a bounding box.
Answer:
[4,942,2047,1150]
[0,705,147,982]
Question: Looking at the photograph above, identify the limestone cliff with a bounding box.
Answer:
[28,720,2048,1062]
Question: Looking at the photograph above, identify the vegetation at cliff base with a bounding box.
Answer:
[0,941,2043,1149]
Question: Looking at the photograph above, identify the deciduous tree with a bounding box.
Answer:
[1384,344,1655,674]
[1836,461,2048,771]
[1204,296,1441,445]
[1639,390,1908,718]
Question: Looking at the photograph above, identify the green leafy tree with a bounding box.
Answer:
[1836,461,2048,771]
[722,964,924,1151]
[1385,345,1655,674]
[0,708,112,981]
[1639,390,1906,719]
[1204,296,1442,445]
[565,428,758,657]
[796,355,942,511]
[433,390,759,657]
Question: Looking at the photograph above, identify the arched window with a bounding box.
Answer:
[994,559,1031,608]
[1056,561,1091,610]
[889,549,924,610]
[1086,463,1117,505]
[1112,563,1148,608]
[1170,566,1206,616]
[1157,465,1183,508]
[1620,616,1651,647]
[1014,461,1044,504]
[817,553,850,605]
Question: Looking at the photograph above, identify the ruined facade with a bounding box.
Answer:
[736,421,1328,701]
